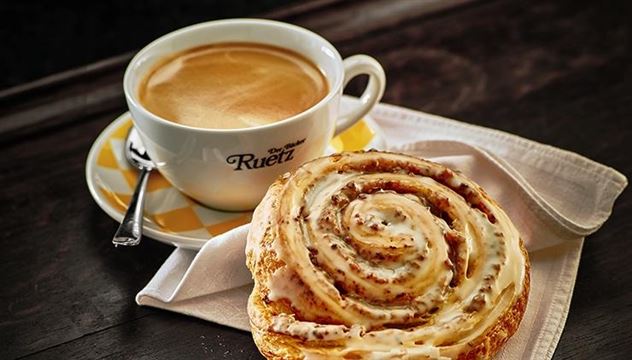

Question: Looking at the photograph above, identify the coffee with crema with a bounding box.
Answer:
[138,43,329,129]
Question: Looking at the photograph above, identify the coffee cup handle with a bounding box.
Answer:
[335,55,386,136]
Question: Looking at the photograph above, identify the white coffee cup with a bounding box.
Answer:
[124,19,385,211]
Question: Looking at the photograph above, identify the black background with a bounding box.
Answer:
[0,0,298,89]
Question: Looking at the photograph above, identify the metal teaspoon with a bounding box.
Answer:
[112,127,155,246]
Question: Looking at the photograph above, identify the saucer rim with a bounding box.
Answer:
[85,112,205,249]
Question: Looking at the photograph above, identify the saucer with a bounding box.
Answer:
[86,97,386,249]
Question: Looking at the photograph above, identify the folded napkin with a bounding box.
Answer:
[137,102,627,359]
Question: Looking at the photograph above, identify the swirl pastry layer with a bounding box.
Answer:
[246,151,530,359]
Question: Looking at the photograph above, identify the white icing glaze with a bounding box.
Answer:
[255,152,527,359]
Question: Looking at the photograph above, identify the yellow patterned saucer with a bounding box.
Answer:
[86,99,386,249]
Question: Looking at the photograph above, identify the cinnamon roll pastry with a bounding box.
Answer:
[246,151,530,360]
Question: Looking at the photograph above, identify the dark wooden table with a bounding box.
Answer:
[2,0,630,358]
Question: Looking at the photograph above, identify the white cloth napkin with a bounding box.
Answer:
[136,101,627,359]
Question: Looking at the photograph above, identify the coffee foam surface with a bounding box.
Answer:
[139,43,328,129]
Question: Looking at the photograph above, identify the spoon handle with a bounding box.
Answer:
[112,167,151,246]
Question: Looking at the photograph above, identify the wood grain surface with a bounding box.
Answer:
[1,0,630,359]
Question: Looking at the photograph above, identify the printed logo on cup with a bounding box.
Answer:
[226,138,306,171]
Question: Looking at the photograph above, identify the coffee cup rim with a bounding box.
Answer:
[124,18,344,134]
